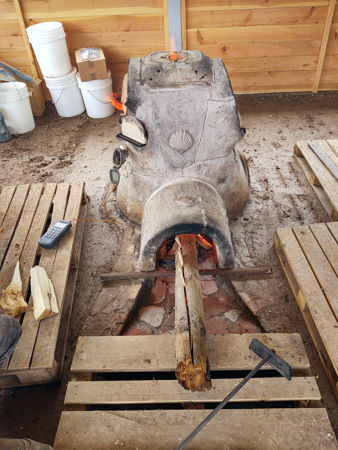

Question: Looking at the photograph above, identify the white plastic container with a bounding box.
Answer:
[26,22,71,77]
[44,67,85,117]
[0,82,35,134]
[76,71,115,118]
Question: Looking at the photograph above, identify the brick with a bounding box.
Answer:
[224,309,242,323]
[203,297,226,319]
[138,306,165,328]
[151,279,167,304]
[200,279,218,295]
[123,325,150,336]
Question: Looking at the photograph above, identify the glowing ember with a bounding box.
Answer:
[197,234,213,249]
[105,93,124,111]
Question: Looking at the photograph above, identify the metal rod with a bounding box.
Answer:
[177,356,270,450]
[100,266,272,282]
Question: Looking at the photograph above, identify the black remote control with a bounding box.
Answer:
[38,220,72,249]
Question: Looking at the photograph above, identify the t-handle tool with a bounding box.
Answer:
[177,338,292,450]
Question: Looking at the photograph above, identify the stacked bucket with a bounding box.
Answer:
[26,22,114,118]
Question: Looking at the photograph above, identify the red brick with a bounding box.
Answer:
[203,297,226,319]
[200,279,218,295]
[150,279,167,304]
[123,325,150,336]
[205,316,231,334]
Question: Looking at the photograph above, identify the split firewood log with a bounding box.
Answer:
[30,266,59,320]
[175,235,211,391]
[0,262,28,316]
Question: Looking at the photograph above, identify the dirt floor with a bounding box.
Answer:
[0,92,337,445]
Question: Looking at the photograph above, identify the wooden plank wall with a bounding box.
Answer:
[0,0,337,103]
[0,0,169,96]
[185,0,338,93]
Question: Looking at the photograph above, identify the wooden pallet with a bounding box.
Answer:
[54,334,337,449]
[294,139,338,220]
[0,182,87,387]
[274,223,338,398]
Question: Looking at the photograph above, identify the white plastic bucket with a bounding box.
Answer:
[45,67,85,117]
[0,82,35,134]
[76,71,115,118]
[26,22,71,77]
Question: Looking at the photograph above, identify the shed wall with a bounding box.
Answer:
[1,0,337,106]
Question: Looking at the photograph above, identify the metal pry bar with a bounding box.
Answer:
[177,338,292,450]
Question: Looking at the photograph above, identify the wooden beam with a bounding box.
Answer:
[312,0,336,93]
[163,0,170,50]
[175,235,211,391]
[181,0,187,50]
[100,266,272,282]
[12,0,45,115]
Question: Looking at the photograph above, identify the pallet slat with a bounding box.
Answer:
[54,409,336,449]
[294,140,338,220]
[31,182,85,370]
[0,184,43,290]
[0,186,16,227]
[65,376,320,405]
[293,225,338,319]
[0,184,30,267]
[71,333,310,373]
[309,222,338,276]
[274,224,338,397]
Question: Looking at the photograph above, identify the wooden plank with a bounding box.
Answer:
[65,377,320,405]
[327,221,338,241]
[293,225,338,320]
[187,24,323,44]
[163,0,170,50]
[7,183,61,371]
[187,6,328,28]
[294,146,334,218]
[229,70,315,88]
[189,40,322,59]
[327,139,338,157]
[317,139,338,167]
[186,1,330,11]
[54,409,337,450]
[15,0,164,21]
[0,184,30,267]
[295,141,338,218]
[274,228,338,377]
[54,202,87,377]
[28,14,164,33]
[71,333,310,373]
[0,184,43,291]
[67,30,165,48]
[313,0,336,92]
[0,186,16,227]
[31,182,85,370]
[13,0,40,79]
[181,0,187,50]
[309,223,338,275]
[224,55,317,73]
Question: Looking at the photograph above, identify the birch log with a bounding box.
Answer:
[175,234,211,391]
